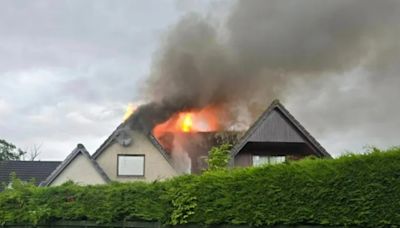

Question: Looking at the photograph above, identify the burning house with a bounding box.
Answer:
[42,99,330,186]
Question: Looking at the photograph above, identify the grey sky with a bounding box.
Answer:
[0,0,187,159]
[1,0,399,160]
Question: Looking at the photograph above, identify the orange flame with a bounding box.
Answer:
[153,106,221,139]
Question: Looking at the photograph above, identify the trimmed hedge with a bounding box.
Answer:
[1,147,400,227]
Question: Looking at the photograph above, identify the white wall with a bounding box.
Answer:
[95,130,178,182]
[50,153,106,186]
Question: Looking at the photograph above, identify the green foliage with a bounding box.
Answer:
[167,184,197,225]
[0,139,26,161]
[0,180,167,225]
[1,147,400,227]
[207,143,231,171]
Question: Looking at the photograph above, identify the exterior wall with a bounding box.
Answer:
[95,130,178,182]
[50,154,106,186]
[234,152,252,167]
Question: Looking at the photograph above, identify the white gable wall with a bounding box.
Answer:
[50,153,106,186]
[95,130,178,182]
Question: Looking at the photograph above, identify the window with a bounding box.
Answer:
[252,155,286,166]
[117,155,145,176]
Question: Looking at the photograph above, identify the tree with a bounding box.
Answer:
[206,143,232,171]
[22,143,42,161]
[0,139,26,161]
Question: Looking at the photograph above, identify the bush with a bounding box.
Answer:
[206,143,232,171]
[1,147,400,227]
[0,181,166,225]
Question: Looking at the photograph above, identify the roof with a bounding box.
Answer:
[91,112,177,171]
[230,99,331,158]
[41,144,110,186]
[0,160,61,186]
[92,99,330,174]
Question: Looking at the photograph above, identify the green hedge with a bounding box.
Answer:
[1,147,400,227]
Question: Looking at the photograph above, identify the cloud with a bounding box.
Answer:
[0,0,184,159]
[285,67,400,156]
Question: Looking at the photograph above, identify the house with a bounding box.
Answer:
[42,128,178,186]
[232,100,331,166]
[42,144,110,186]
[42,100,331,186]
[0,160,61,189]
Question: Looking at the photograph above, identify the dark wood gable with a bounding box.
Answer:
[231,100,331,167]
[247,109,305,143]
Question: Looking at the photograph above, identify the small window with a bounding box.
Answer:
[117,155,145,176]
[252,155,286,166]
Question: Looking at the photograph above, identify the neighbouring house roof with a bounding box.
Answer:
[231,99,331,158]
[91,112,177,171]
[41,144,110,186]
[0,160,61,187]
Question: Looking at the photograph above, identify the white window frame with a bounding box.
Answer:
[117,154,145,177]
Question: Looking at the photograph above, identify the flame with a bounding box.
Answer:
[181,113,193,132]
[123,103,137,121]
[153,106,221,138]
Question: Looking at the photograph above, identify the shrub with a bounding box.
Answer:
[206,143,232,171]
[1,147,400,227]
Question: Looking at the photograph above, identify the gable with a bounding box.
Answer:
[95,130,179,182]
[49,152,107,186]
[231,100,331,158]
[248,109,305,143]
[42,144,110,186]
[92,121,179,174]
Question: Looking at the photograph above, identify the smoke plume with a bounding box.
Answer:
[134,0,400,130]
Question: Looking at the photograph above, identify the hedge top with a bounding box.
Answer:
[1,147,399,227]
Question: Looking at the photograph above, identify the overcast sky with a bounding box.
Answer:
[0,0,225,160]
[1,0,399,160]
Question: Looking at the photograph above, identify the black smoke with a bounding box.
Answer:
[134,0,400,131]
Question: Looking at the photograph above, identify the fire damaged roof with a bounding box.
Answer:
[230,99,331,158]
[92,99,329,174]
[42,144,110,186]
[0,160,61,187]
